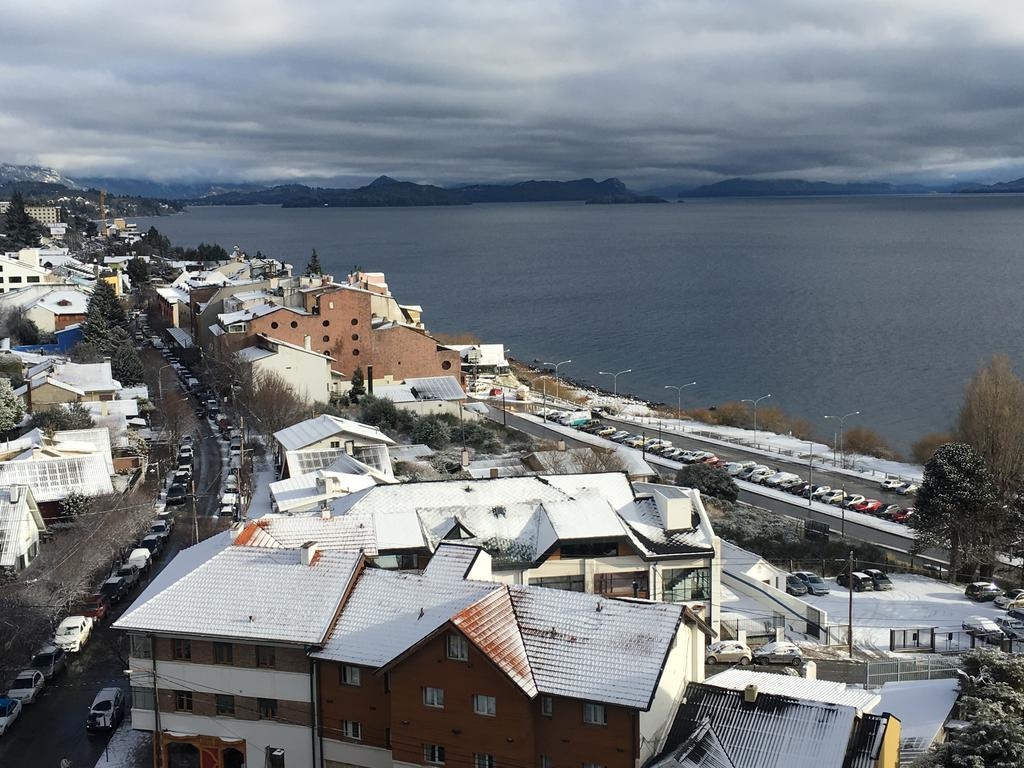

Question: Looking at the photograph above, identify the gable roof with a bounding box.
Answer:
[661,684,859,768]
[660,718,737,768]
[274,414,396,451]
[452,586,537,697]
[704,668,880,712]
[0,486,44,568]
[115,545,364,644]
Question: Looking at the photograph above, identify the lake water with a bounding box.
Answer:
[137,196,1024,453]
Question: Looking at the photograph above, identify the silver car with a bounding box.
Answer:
[705,641,752,666]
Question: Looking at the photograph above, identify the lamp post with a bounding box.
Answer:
[824,411,860,470]
[807,441,815,507]
[664,381,697,421]
[155,363,176,402]
[598,368,632,398]
[740,393,772,448]
[543,359,572,401]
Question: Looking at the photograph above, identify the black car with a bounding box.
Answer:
[167,483,188,506]
[965,582,1003,602]
[100,576,129,604]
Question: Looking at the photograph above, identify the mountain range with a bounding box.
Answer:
[674,177,963,198]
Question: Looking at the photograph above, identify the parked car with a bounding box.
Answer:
[166,483,188,506]
[86,687,126,733]
[994,588,1024,609]
[841,494,866,509]
[879,478,904,491]
[788,482,812,496]
[29,646,66,680]
[748,467,774,484]
[178,445,194,462]
[1003,595,1024,612]
[224,474,239,493]
[852,500,884,515]
[792,571,830,595]
[53,616,94,653]
[879,504,902,519]
[115,562,142,589]
[6,669,45,705]
[765,472,799,488]
[837,571,874,592]
[81,594,111,623]
[810,485,832,499]
[777,476,805,490]
[172,469,191,486]
[963,615,1005,643]
[890,507,915,523]
[0,697,22,735]
[896,483,920,495]
[820,490,845,504]
[140,534,165,558]
[752,641,804,666]
[965,582,1003,602]
[705,640,752,665]
[609,431,632,442]
[229,438,242,457]
[995,616,1024,640]
[100,576,128,604]
[126,547,153,575]
[737,465,769,480]
[862,568,894,591]
[148,520,171,541]
[785,575,809,596]
[594,426,618,437]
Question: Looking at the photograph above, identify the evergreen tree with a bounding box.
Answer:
[3,191,44,249]
[0,378,25,433]
[31,401,95,433]
[126,256,150,286]
[349,366,366,400]
[82,280,128,348]
[306,248,322,276]
[910,442,1007,582]
[675,463,740,502]
[111,343,145,385]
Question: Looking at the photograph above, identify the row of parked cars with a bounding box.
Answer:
[705,639,804,667]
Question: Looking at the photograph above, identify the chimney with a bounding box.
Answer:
[743,684,758,704]
[303,335,311,351]
[229,521,245,541]
[366,365,373,395]
[662,493,694,532]
[300,541,318,566]
[320,504,331,521]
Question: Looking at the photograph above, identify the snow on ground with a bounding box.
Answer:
[93,723,151,768]
[245,453,278,520]
[722,574,1005,653]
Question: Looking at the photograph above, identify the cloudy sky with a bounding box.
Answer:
[5,0,1024,187]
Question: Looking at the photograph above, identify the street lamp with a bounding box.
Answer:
[740,393,772,448]
[598,368,632,398]
[824,410,860,469]
[664,381,697,421]
[543,359,572,401]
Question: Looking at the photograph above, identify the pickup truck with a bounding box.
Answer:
[53,616,94,653]
[114,563,141,589]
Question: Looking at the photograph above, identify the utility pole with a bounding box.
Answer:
[848,549,854,658]
[191,478,199,545]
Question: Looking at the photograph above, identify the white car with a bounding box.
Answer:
[820,489,845,504]
[0,697,22,735]
[6,669,44,704]
[53,616,94,653]
[724,462,746,476]
[841,494,866,509]
[705,640,752,665]
[879,478,904,491]
[897,483,920,495]
[748,468,774,483]
[810,485,832,499]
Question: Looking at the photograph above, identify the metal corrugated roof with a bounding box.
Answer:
[0,486,43,568]
[666,684,858,768]
[453,587,537,697]
[421,542,480,581]
[654,718,737,768]
[274,414,395,451]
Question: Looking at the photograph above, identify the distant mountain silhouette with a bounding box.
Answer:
[679,177,944,197]
[191,176,664,207]
[956,177,1024,193]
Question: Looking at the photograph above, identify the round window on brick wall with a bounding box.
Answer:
[270,322,279,329]
[442,360,452,370]
[351,333,359,341]
[352,349,360,356]
[351,318,359,326]
[322,320,330,327]
[290,321,298,329]
[322,335,330,343]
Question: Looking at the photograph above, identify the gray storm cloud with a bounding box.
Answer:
[4,0,1024,186]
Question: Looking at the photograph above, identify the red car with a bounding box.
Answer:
[81,594,111,623]
[700,455,721,464]
[890,507,915,523]
[852,499,884,515]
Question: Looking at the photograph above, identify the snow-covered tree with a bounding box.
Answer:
[306,248,322,276]
[0,378,25,433]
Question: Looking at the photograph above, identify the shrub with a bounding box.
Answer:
[675,464,739,502]
[412,415,452,449]
[843,426,898,460]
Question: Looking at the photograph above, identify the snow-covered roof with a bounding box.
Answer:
[166,327,194,349]
[875,679,959,760]
[0,486,44,568]
[154,286,190,305]
[704,668,880,711]
[236,514,379,553]
[0,452,113,501]
[216,303,283,327]
[82,399,139,418]
[274,414,395,451]
[115,545,364,644]
[268,471,378,514]
[33,289,90,315]
[54,427,115,475]
[52,361,118,392]
[421,542,484,581]
[312,567,497,667]
[237,346,274,363]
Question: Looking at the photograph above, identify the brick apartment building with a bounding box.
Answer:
[116,537,711,768]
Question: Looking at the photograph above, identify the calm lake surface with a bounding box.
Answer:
[139,196,1024,453]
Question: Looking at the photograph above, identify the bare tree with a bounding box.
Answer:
[161,391,193,448]
[240,370,310,443]
[957,354,1024,498]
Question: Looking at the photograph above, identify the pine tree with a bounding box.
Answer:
[349,365,365,402]
[0,378,25,433]
[111,344,145,385]
[306,248,322,276]
[126,256,150,286]
[82,280,128,348]
[3,191,44,249]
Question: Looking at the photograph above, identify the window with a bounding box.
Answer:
[352,349,360,356]
[423,686,444,708]
[341,665,361,686]
[583,703,606,725]
[322,319,330,327]
[215,694,235,716]
[540,696,553,717]
[529,574,585,592]
[322,335,330,342]
[228,323,246,333]
[351,318,358,326]
[474,755,496,768]
[130,634,152,659]
[172,638,191,661]
[559,541,618,558]
[258,698,278,719]
[473,694,496,717]
[256,645,276,668]
[424,745,445,765]
[27,276,39,283]
[271,321,279,329]
[441,360,452,370]
[174,690,193,712]
[583,763,605,768]
[540,758,553,768]
[341,720,361,740]
[8,276,21,284]
[330,440,341,448]
[213,642,233,665]
[594,571,649,599]
[351,333,358,341]
[662,567,712,603]
[131,686,155,710]
[446,634,468,661]
[290,321,298,328]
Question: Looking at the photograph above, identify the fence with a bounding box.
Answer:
[890,627,997,654]
[864,655,962,687]
[720,614,784,640]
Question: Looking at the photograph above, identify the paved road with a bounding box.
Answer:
[0,348,220,768]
